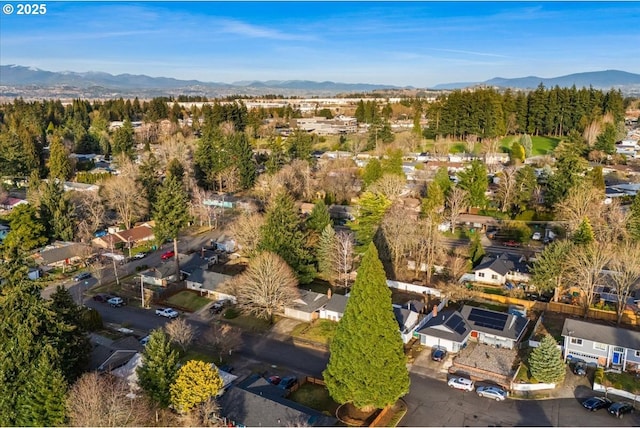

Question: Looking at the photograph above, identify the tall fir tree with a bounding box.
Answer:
[572,217,595,245]
[111,118,135,157]
[324,243,410,411]
[229,132,257,190]
[153,174,191,275]
[39,178,74,241]
[306,200,331,234]
[137,329,179,407]
[628,194,640,242]
[259,191,314,283]
[348,191,392,251]
[528,335,565,384]
[317,224,337,280]
[457,159,488,208]
[362,158,383,187]
[469,233,485,267]
[48,136,72,180]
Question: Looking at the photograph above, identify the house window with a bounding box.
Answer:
[570,338,583,346]
[593,342,607,351]
[478,273,485,278]
[491,274,498,280]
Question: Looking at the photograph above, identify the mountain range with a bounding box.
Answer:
[1,65,639,98]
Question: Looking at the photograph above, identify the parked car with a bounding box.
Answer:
[582,396,612,411]
[155,307,179,318]
[476,386,508,401]
[107,296,125,307]
[431,348,447,362]
[573,361,587,376]
[210,299,231,314]
[267,375,281,385]
[532,232,542,241]
[93,293,112,303]
[608,402,634,419]
[279,376,298,390]
[503,240,521,247]
[74,272,91,281]
[447,377,474,392]
[140,335,150,346]
[133,252,147,260]
[161,250,175,260]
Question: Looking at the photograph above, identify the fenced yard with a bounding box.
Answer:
[288,379,339,416]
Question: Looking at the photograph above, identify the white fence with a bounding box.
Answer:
[386,280,442,297]
[594,382,640,402]
[511,382,557,392]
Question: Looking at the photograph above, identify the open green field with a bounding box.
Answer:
[165,290,211,312]
[500,135,561,156]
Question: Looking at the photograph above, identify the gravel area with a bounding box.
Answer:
[454,342,519,377]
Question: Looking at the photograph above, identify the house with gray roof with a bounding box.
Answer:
[472,253,531,286]
[33,242,94,269]
[393,306,422,343]
[416,310,471,353]
[319,292,349,321]
[283,289,329,322]
[139,264,178,286]
[218,375,338,427]
[460,305,529,349]
[562,318,640,371]
[88,335,143,372]
[185,268,234,301]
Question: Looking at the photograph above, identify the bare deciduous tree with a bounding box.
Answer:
[596,199,630,243]
[317,158,358,204]
[204,322,243,362]
[101,175,148,230]
[609,242,640,325]
[72,191,106,243]
[334,230,355,289]
[446,187,469,233]
[565,242,613,315]
[228,212,265,257]
[190,188,214,228]
[275,159,314,201]
[67,372,155,427]
[225,252,299,323]
[378,205,414,278]
[583,119,601,147]
[164,317,196,352]
[178,398,223,427]
[368,173,406,202]
[495,167,518,212]
[555,182,603,234]
[410,215,444,284]
[446,250,471,284]
[465,134,477,153]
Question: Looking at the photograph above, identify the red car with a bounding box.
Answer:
[161,250,175,260]
[503,240,521,247]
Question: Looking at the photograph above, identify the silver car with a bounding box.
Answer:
[476,386,508,401]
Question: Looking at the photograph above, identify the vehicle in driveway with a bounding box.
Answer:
[447,377,474,392]
[267,375,281,385]
[93,293,112,303]
[209,299,231,314]
[476,386,508,401]
[608,402,634,419]
[161,250,175,260]
[155,307,179,318]
[431,348,447,362]
[279,376,298,390]
[74,272,91,281]
[107,296,125,307]
[573,361,587,376]
[133,252,147,259]
[582,396,612,411]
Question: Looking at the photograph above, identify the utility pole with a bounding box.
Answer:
[140,275,145,309]
[110,237,120,286]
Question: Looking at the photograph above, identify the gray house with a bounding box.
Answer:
[284,289,329,322]
[185,268,234,301]
[562,318,640,371]
[416,310,471,352]
[459,306,529,350]
[318,293,349,321]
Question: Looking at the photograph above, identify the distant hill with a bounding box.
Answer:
[433,70,640,92]
[0,65,401,97]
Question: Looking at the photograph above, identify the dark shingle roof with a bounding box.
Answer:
[36,242,93,265]
[562,318,640,350]
[460,305,529,341]
[187,268,231,291]
[416,310,471,343]
[323,294,348,314]
[289,290,329,313]
[473,253,530,276]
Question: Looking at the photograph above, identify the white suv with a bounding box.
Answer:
[447,377,475,392]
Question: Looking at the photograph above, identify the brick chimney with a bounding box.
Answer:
[432,305,438,317]
[327,288,332,299]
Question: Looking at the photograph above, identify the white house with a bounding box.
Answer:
[473,253,531,286]
[185,268,235,301]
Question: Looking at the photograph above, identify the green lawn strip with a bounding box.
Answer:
[180,349,217,365]
[222,314,272,333]
[530,136,561,156]
[601,370,640,394]
[290,320,337,345]
[165,290,211,312]
[288,382,340,415]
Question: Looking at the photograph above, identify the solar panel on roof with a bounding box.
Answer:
[445,314,468,336]
[468,308,508,331]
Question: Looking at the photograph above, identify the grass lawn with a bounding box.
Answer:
[288,382,340,416]
[180,349,217,364]
[290,319,337,345]
[223,314,273,333]
[500,135,561,156]
[598,370,640,394]
[165,290,211,312]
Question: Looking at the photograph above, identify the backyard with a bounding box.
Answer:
[288,382,340,416]
[290,319,337,345]
[164,290,211,312]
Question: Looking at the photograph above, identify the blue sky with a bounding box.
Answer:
[1,1,639,87]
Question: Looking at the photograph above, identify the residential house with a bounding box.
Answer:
[460,305,529,350]
[473,253,531,286]
[139,264,178,286]
[393,305,422,344]
[415,310,472,352]
[92,222,155,250]
[0,197,28,211]
[219,375,338,427]
[88,335,143,373]
[63,181,99,193]
[318,293,349,322]
[33,242,94,270]
[562,318,640,372]
[185,268,234,301]
[284,289,329,322]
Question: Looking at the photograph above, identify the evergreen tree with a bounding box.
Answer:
[628,194,640,242]
[317,224,337,279]
[348,191,392,251]
[170,360,224,414]
[137,329,179,407]
[323,243,410,411]
[307,200,331,234]
[594,122,617,154]
[433,166,453,196]
[3,204,47,252]
[16,345,67,427]
[457,160,488,208]
[531,240,573,301]
[362,158,383,187]
[153,174,191,275]
[510,141,526,163]
[50,286,91,382]
[421,181,445,216]
[287,129,313,161]
[572,217,595,245]
[229,132,257,189]
[138,153,161,206]
[514,165,537,212]
[259,191,314,283]
[39,179,74,241]
[166,158,185,181]
[519,134,533,157]
[528,335,565,384]
[380,149,404,176]
[469,233,485,267]
[111,118,135,157]
[48,136,72,180]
